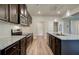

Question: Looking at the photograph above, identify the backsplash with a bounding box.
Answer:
[0,20,32,37]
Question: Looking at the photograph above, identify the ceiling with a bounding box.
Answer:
[27,4,79,18]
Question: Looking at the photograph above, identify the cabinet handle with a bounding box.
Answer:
[13,47,16,49]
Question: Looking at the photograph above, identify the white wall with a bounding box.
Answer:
[0,15,71,37]
[63,20,70,34]
[0,16,59,37]
[62,17,79,35]
[0,20,32,37]
[58,19,64,33]
[62,19,79,35]
[71,20,79,35]
[31,16,57,36]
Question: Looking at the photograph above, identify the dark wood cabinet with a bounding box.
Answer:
[48,34,56,54]
[1,41,19,55]
[19,37,26,55]
[25,34,33,54]
[55,37,61,55]
[51,35,56,54]
[0,34,33,55]
[20,4,28,18]
[20,4,26,16]
[48,34,61,55]
[19,4,32,26]
[11,50,19,55]
[0,4,32,26]
[26,34,33,48]
[20,4,27,26]
[27,12,32,25]
[0,4,8,21]
[19,33,33,55]
[9,4,19,23]
[20,15,28,26]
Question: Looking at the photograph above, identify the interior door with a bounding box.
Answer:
[76,22,79,35]
[53,22,58,32]
[36,22,45,36]
[71,20,79,35]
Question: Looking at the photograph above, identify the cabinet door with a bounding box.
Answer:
[55,38,61,55]
[51,36,56,54]
[49,34,52,47]
[26,7,32,26]
[2,41,20,55]
[11,50,19,55]
[0,4,8,21]
[20,15,28,26]
[25,37,27,54]
[20,38,26,55]
[9,4,18,23]
[20,4,25,16]
[27,13,32,25]
[26,37,31,47]
[26,34,33,48]
[25,8,28,17]
[20,4,28,17]
[0,50,1,55]
[53,22,58,32]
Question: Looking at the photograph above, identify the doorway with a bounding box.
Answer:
[53,22,58,32]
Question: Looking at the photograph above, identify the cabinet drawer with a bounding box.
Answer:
[4,42,19,55]
[11,50,19,55]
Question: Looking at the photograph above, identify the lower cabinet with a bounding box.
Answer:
[25,34,33,55]
[26,34,33,48]
[11,50,20,55]
[48,34,61,55]
[0,33,33,55]
[19,34,33,55]
[55,37,61,55]
[19,37,26,55]
[50,35,56,54]
[1,41,20,55]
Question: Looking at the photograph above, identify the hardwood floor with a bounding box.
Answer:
[26,36,53,55]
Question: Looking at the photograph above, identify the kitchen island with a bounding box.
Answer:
[48,32,79,55]
[0,33,33,55]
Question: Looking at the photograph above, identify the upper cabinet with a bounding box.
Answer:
[19,4,32,26]
[20,4,27,17]
[0,4,8,21]
[27,11,32,24]
[9,4,19,23]
[0,4,32,26]
[19,4,28,26]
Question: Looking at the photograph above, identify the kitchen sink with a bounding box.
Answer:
[55,33,66,36]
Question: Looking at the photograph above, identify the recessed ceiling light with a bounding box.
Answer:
[66,10,70,16]
[38,11,41,14]
[57,11,60,14]
[54,19,58,22]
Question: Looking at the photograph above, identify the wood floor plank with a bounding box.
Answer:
[26,36,53,55]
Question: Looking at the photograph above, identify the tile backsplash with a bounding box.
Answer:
[0,20,32,37]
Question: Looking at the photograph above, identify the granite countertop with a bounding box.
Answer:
[48,32,79,40]
[0,33,31,50]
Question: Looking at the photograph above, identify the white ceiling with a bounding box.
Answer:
[27,4,79,18]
